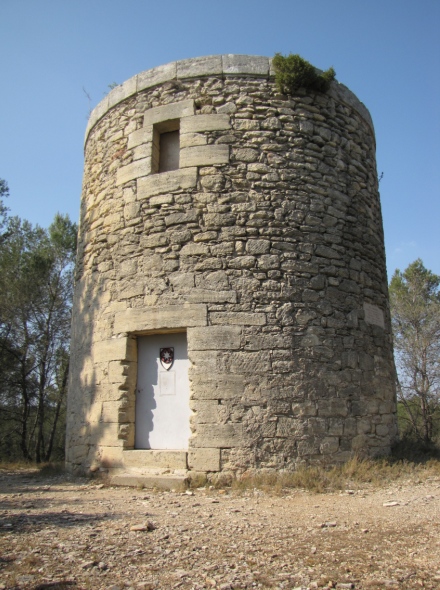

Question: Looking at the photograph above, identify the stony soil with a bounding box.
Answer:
[1,470,439,590]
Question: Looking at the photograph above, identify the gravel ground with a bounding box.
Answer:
[1,470,439,590]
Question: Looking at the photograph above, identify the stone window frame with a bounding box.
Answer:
[115,100,231,191]
[152,119,180,173]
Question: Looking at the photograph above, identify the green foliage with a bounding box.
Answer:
[0,204,77,463]
[390,259,440,445]
[272,53,336,94]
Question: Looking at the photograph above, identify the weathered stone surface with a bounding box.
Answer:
[176,55,223,78]
[137,167,197,198]
[188,326,241,350]
[181,114,231,133]
[69,55,396,478]
[193,424,243,448]
[92,336,136,363]
[180,145,229,167]
[210,312,266,326]
[116,158,150,186]
[188,447,220,471]
[222,54,269,76]
[137,61,177,91]
[114,304,207,334]
[189,372,245,400]
[143,99,194,127]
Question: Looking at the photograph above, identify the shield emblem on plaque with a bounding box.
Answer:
[160,347,174,370]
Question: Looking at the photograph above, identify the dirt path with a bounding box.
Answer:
[1,470,439,589]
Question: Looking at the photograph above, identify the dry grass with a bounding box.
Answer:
[229,455,440,494]
[0,460,65,477]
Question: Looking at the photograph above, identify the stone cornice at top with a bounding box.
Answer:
[84,54,374,145]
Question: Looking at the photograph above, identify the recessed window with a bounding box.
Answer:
[152,119,180,173]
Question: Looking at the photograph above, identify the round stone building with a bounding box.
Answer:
[66,55,397,484]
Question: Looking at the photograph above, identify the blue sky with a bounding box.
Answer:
[1,0,439,278]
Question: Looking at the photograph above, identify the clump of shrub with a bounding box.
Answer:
[272,53,336,94]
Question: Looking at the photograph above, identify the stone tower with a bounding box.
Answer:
[66,55,397,484]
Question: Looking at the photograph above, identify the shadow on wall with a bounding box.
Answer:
[66,266,130,474]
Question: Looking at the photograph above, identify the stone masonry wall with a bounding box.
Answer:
[66,55,397,476]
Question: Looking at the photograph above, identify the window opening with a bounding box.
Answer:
[152,119,180,173]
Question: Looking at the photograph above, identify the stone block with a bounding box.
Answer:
[85,97,109,143]
[192,400,221,423]
[363,302,385,328]
[127,127,153,149]
[122,449,187,470]
[180,145,229,168]
[246,239,271,254]
[165,208,200,227]
[143,99,195,127]
[186,290,237,304]
[101,400,135,424]
[188,448,220,471]
[193,423,243,448]
[276,417,306,437]
[88,423,127,447]
[188,326,241,350]
[92,337,136,363]
[320,437,340,454]
[210,312,266,326]
[222,54,270,76]
[94,384,131,403]
[181,114,231,134]
[227,351,272,374]
[137,167,197,199]
[189,352,221,374]
[116,158,150,186]
[318,399,349,418]
[190,372,244,400]
[107,77,137,109]
[180,133,207,148]
[177,55,223,78]
[114,304,207,334]
[137,61,177,92]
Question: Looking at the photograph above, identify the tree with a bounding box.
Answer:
[389,260,440,444]
[0,178,10,244]
[0,213,77,462]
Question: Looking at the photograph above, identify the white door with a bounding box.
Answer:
[135,332,191,450]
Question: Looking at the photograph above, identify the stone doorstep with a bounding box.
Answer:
[122,449,188,470]
[109,471,188,490]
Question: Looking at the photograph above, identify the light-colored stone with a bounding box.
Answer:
[209,312,266,326]
[188,448,220,471]
[180,145,229,168]
[176,55,223,78]
[114,304,207,334]
[127,127,153,150]
[181,114,231,134]
[137,167,197,198]
[92,337,136,363]
[137,61,177,92]
[143,99,195,127]
[122,449,187,470]
[107,77,137,110]
[222,54,269,76]
[188,325,241,350]
[189,372,245,400]
[116,158,151,186]
[193,424,243,448]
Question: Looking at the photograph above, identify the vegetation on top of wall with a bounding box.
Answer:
[272,53,336,94]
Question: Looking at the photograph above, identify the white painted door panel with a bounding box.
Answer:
[135,332,190,450]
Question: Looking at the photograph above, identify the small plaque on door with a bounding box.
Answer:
[160,347,174,370]
[159,370,176,395]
